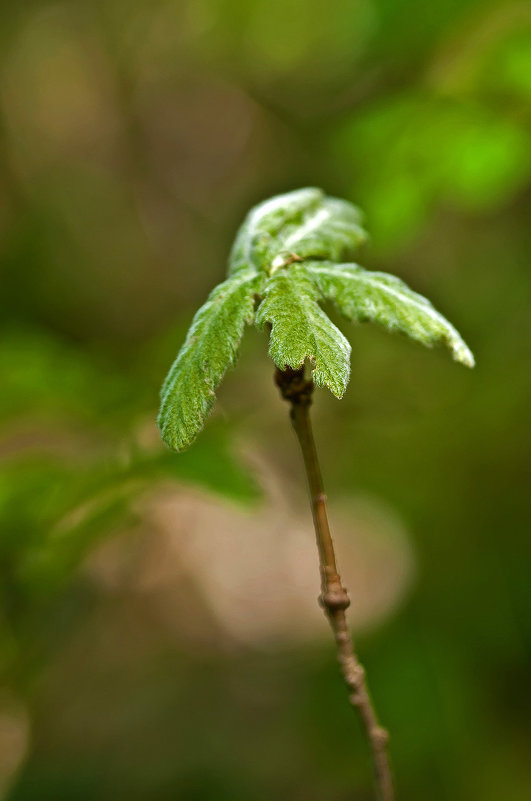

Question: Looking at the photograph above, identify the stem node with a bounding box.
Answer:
[320,589,351,612]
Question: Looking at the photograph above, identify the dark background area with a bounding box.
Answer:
[0,1,530,799]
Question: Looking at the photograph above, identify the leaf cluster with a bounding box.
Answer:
[159,188,474,452]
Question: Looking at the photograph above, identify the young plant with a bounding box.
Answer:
[158,188,474,801]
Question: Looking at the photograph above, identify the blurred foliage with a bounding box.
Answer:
[0,326,257,690]
[334,93,530,245]
[0,0,530,799]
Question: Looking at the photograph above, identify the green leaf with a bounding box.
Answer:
[306,261,475,367]
[273,196,367,266]
[228,188,367,275]
[255,264,351,397]
[228,187,321,274]
[158,269,265,452]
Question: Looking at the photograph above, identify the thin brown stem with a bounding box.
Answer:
[275,366,394,801]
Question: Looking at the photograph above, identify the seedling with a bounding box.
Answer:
[158,188,474,801]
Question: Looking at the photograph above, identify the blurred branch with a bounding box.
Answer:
[275,366,394,801]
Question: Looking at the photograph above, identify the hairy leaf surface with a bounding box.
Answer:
[306,261,475,367]
[228,188,367,275]
[159,269,265,451]
[228,188,321,274]
[255,265,351,397]
[274,196,367,266]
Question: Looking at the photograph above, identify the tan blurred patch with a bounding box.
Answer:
[0,696,30,799]
[86,448,415,647]
[1,12,119,170]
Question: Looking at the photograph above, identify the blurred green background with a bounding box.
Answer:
[1,1,530,799]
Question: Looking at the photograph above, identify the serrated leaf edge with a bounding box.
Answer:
[307,262,475,368]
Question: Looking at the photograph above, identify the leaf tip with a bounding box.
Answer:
[157,403,197,453]
[453,341,476,369]
[312,359,351,400]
